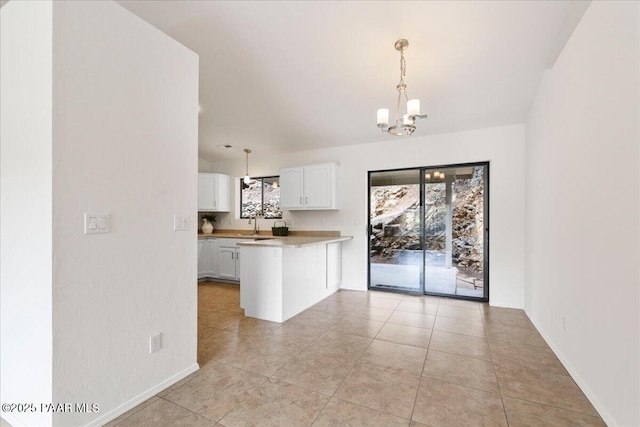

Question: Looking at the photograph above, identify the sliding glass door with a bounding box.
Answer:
[368,162,488,300]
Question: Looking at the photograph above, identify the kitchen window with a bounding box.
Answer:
[240,176,282,219]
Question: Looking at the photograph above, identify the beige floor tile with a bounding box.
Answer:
[307,330,372,361]
[396,300,439,315]
[285,309,340,329]
[489,340,567,375]
[375,323,432,349]
[313,398,410,427]
[272,349,356,395]
[422,350,499,394]
[103,397,161,427]
[412,378,507,427]
[225,316,281,337]
[433,316,486,338]
[388,311,436,329]
[503,396,606,426]
[113,398,216,427]
[429,331,492,361]
[219,340,300,377]
[157,372,200,398]
[218,378,329,427]
[438,298,484,309]
[485,322,548,348]
[347,304,395,322]
[334,362,421,419]
[330,315,385,338]
[481,306,534,329]
[436,305,483,321]
[162,362,266,421]
[366,296,402,309]
[495,365,599,416]
[360,339,427,375]
[257,322,326,349]
[330,290,370,305]
[198,329,252,363]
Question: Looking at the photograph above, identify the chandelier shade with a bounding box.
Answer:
[376,39,427,136]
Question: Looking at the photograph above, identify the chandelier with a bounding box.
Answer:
[376,39,427,136]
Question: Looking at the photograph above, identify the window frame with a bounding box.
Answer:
[239,175,282,219]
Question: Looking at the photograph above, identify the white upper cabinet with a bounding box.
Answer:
[279,167,304,209]
[198,173,230,212]
[280,163,339,210]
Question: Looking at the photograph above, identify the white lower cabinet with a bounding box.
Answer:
[197,238,217,279]
[218,246,240,280]
[198,238,246,282]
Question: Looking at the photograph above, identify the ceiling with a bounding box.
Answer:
[116,0,590,162]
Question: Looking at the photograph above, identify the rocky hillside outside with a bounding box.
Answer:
[241,179,282,219]
[370,167,485,277]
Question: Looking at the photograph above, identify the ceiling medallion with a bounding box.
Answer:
[376,39,428,136]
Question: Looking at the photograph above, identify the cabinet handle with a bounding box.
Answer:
[305,196,308,205]
[231,252,234,260]
[236,252,239,260]
[299,196,302,205]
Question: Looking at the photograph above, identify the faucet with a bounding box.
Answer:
[248,211,262,235]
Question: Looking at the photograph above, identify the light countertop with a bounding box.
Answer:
[237,236,352,248]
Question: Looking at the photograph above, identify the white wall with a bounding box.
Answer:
[205,124,525,308]
[525,2,640,426]
[51,2,199,425]
[1,1,199,426]
[0,1,54,426]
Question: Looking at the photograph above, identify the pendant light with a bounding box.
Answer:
[376,39,428,136]
[243,149,252,184]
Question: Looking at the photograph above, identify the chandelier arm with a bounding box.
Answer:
[395,88,402,125]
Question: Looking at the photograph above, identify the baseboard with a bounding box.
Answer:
[83,363,199,427]
[526,313,616,426]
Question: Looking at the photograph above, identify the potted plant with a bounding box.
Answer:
[201,214,217,234]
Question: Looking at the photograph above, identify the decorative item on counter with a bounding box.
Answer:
[271,220,289,236]
[201,214,217,234]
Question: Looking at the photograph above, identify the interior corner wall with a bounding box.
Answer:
[51,1,199,426]
[0,1,54,426]
[207,124,526,308]
[525,2,640,425]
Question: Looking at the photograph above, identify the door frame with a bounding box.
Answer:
[367,161,490,302]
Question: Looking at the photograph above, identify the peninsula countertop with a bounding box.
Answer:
[237,235,352,248]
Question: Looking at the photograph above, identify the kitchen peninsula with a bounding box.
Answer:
[238,235,352,322]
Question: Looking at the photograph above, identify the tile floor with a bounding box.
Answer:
[106,281,605,427]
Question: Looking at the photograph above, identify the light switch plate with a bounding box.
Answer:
[174,215,190,231]
[84,213,110,234]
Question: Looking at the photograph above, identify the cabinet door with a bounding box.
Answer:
[279,167,304,209]
[197,239,207,278]
[304,164,332,208]
[204,239,217,276]
[198,173,217,211]
[218,247,237,279]
[215,174,231,212]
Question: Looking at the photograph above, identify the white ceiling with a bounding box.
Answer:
[116,0,590,162]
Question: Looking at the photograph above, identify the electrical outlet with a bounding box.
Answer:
[149,334,162,353]
[562,316,567,332]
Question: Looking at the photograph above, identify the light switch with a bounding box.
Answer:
[174,215,189,231]
[85,213,110,234]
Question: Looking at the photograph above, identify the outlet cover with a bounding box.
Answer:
[84,213,110,234]
[149,334,162,353]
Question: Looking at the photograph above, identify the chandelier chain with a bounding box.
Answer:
[400,49,406,83]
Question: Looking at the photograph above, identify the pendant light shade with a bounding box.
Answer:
[244,149,252,184]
